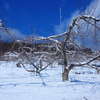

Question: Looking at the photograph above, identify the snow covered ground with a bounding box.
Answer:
[0,61,100,100]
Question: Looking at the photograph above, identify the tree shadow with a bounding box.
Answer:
[70,79,100,85]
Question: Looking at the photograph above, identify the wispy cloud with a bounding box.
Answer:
[54,0,100,49]
[7,28,25,40]
[84,0,100,17]
[5,3,10,10]
[54,0,100,35]
[0,28,25,41]
[54,10,79,34]
[2,0,10,10]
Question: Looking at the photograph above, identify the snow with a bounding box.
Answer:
[0,61,100,100]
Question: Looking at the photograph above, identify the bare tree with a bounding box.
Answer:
[14,14,99,82]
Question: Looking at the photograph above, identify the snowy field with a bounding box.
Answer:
[0,61,100,100]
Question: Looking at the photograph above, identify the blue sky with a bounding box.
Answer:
[0,0,95,37]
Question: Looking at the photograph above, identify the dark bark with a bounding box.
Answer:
[62,64,74,81]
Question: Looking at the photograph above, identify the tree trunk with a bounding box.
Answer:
[96,68,99,74]
[62,68,69,81]
[62,64,74,82]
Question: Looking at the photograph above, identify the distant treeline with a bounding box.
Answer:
[0,40,92,56]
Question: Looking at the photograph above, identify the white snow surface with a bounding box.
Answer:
[0,61,100,100]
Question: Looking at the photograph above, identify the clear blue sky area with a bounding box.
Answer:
[0,0,93,37]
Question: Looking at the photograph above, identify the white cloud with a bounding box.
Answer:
[7,28,25,39]
[54,0,100,34]
[54,0,100,49]
[0,28,25,41]
[84,0,100,17]
[54,10,79,34]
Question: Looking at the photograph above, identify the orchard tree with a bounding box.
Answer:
[14,14,100,82]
